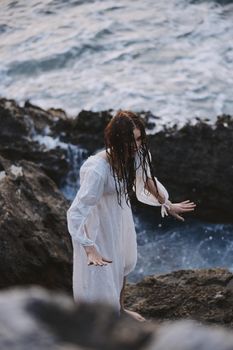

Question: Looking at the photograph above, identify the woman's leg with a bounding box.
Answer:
[120,276,145,322]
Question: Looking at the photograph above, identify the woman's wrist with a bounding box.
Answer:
[160,199,172,218]
[83,245,96,254]
[157,193,166,205]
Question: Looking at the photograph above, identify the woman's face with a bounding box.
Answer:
[133,128,142,151]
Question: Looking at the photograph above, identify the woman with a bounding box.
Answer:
[67,110,196,322]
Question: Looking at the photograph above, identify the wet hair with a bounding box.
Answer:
[104,110,160,206]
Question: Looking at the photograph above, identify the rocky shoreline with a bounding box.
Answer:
[0,97,233,343]
[0,97,232,281]
[1,97,232,222]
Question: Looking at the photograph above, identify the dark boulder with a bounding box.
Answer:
[0,98,69,187]
[147,115,233,223]
[0,156,72,292]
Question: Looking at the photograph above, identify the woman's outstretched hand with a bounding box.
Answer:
[84,245,112,266]
[167,200,196,221]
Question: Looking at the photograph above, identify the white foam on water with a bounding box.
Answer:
[32,134,68,150]
[1,0,233,121]
[129,219,233,282]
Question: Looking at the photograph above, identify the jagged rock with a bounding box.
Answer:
[1,286,233,350]
[0,98,69,187]
[147,115,233,223]
[124,268,233,327]
[67,110,113,152]
[0,156,72,292]
[0,97,233,222]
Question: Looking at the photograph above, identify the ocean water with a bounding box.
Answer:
[1,0,233,278]
[1,0,233,126]
[13,126,233,279]
[130,216,233,282]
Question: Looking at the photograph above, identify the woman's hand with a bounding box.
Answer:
[167,200,196,221]
[84,245,112,266]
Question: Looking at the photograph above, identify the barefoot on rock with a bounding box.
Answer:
[122,309,146,322]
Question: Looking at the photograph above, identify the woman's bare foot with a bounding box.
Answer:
[122,308,146,322]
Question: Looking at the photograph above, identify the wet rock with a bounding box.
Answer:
[147,115,233,223]
[59,109,155,153]
[1,97,232,222]
[67,110,113,152]
[0,156,72,292]
[125,268,233,327]
[0,98,69,187]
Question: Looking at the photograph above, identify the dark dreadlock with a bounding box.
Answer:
[104,110,161,206]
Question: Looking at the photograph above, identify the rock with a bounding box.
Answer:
[0,286,153,350]
[1,286,233,350]
[68,110,113,152]
[71,112,233,222]
[124,268,233,327]
[0,98,112,187]
[0,170,6,181]
[0,98,69,188]
[147,115,233,223]
[150,320,233,350]
[1,97,233,222]
[9,164,23,178]
[0,156,72,292]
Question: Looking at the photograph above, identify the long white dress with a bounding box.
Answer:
[67,153,169,311]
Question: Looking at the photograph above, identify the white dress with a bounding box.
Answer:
[67,153,169,311]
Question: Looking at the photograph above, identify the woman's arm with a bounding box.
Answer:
[145,177,167,204]
[67,162,112,265]
[145,177,196,221]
